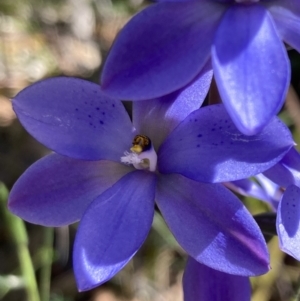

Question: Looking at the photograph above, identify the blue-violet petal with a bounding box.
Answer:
[8,154,132,226]
[74,170,156,291]
[183,257,251,301]
[101,1,224,100]
[156,174,270,276]
[277,185,300,260]
[212,4,290,135]
[264,149,300,188]
[266,0,300,52]
[159,104,294,183]
[13,77,133,161]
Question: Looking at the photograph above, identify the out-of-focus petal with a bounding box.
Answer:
[264,163,300,187]
[132,63,212,150]
[101,1,225,100]
[264,148,300,188]
[266,0,300,52]
[226,176,280,211]
[8,154,132,226]
[74,171,156,291]
[159,104,293,183]
[183,258,251,301]
[212,4,290,135]
[277,185,300,260]
[13,77,133,161]
[224,179,273,205]
[255,174,282,209]
[156,174,270,276]
[281,147,300,169]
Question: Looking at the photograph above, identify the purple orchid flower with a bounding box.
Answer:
[262,148,300,260]
[183,257,251,301]
[226,149,300,261]
[8,77,294,291]
[100,0,299,135]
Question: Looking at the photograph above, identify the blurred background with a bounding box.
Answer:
[1,0,300,300]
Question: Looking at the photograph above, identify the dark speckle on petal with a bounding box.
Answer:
[99,120,104,125]
[197,134,202,138]
[96,107,100,111]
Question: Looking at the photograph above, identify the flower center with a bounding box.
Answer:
[121,134,158,172]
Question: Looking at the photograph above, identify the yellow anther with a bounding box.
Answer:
[131,135,150,153]
[130,144,143,153]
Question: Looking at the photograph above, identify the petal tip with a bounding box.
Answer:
[75,276,101,292]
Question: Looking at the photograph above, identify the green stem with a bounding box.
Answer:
[39,227,54,301]
[0,183,40,301]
